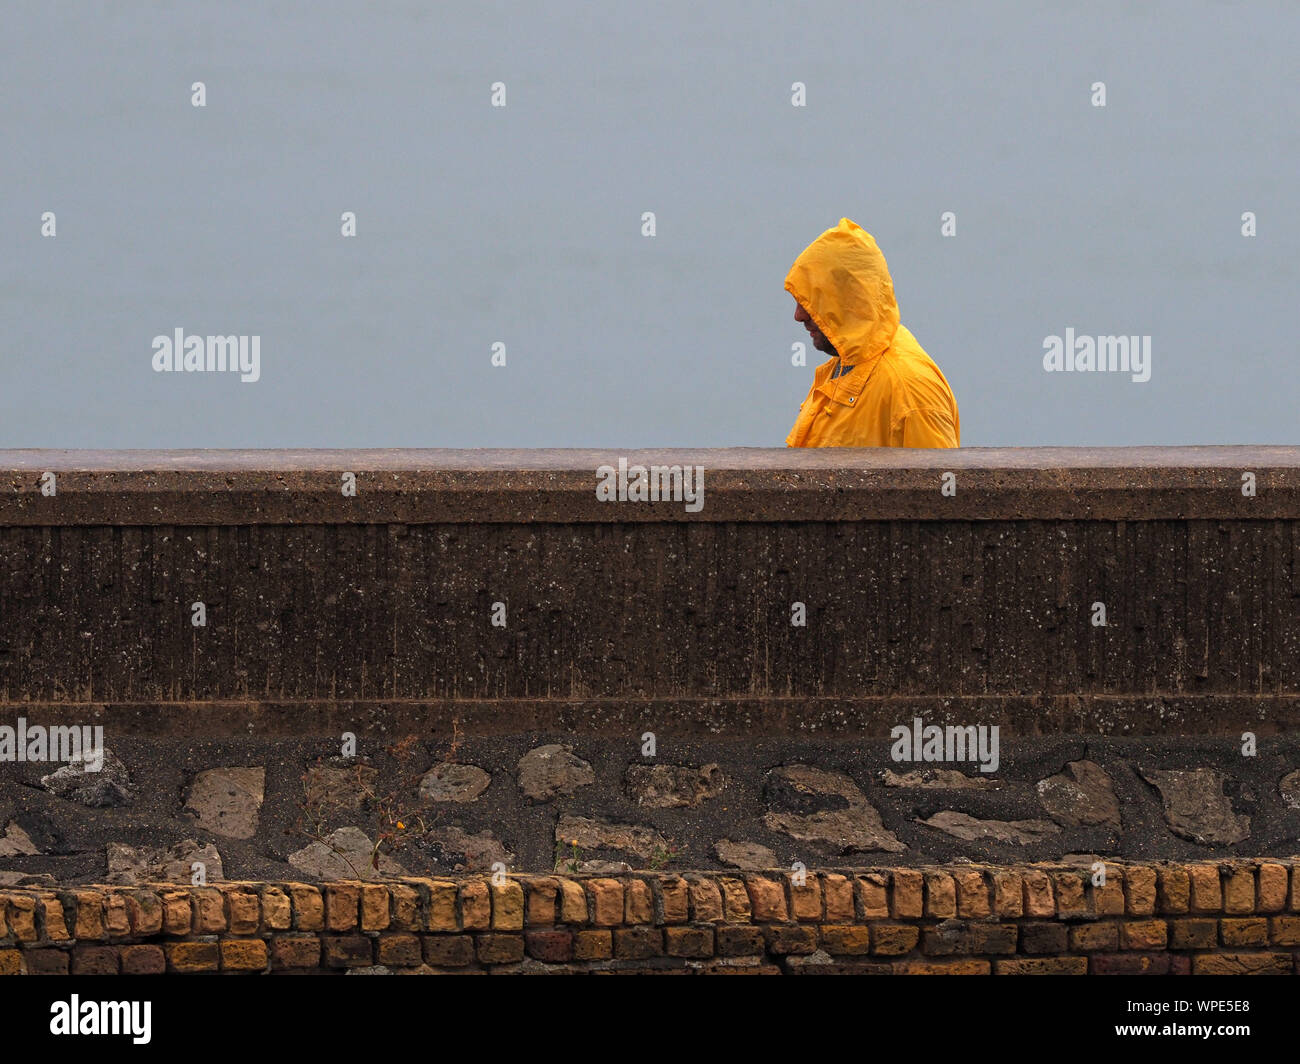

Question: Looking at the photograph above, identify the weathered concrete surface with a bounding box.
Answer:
[0,447,1298,725]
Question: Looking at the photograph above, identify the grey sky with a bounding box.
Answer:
[2,1,1295,447]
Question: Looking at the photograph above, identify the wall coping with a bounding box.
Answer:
[2,447,1298,523]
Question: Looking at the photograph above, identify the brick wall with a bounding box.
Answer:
[4,861,1300,975]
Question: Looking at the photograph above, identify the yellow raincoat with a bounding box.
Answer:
[785,218,960,448]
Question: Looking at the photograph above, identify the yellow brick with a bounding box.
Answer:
[856,873,890,918]
[1158,866,1190,914]
[260,887,292,931]
[1269,915,1300,946]
[287,885,323,931]
[40,896,71,941]
[1023,871,1055,917]
[871,923,920,956]
[104,894,130,937]
[360,883,390,931]
[459,880,491,930]
[789,876,822,922]
[1188,865,1223,913]
[573,929,612,960]
[1223,867,1255,914]
[388,884,420,930]
[1092,868,1125,915]
[657,876,690,924]
[192,887,226,933]
[165,941,219,973]
[954,870,990,918]
[425,880,459,931]
[1122,919,1168,950]
[1125,866,1158,916]
[224,889,260,935]
[4,895,36,941]
[718,877,752,922]
[1192,952,1290,976]
[1054,872,1087,916]
[822,874,854,922]
[820,925,870,955]
[744,876,788,922]
[1069,922,1119,951]
[892,869,924,919]
[557,879,588,924]
[689,878,724,923]
[1257,864,1288,914]
[220,938,268,971]
[161,890,193,935]
[524,877,558,926]
[992,871,1023,917]
[490,879,525,930]
[1220,917,1268,947]
[923,872,956,919]
[325,883,360,931]
[72,890,105,940]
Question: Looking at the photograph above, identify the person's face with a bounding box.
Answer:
[794,299,836,356]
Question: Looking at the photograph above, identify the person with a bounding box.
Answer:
[785,217,960,448]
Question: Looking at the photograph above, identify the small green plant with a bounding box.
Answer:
[554,837,583,874]
[289,748,433,875]
[369,789,429,869]
[648,843,682,871]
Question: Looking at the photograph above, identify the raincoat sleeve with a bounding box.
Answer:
[896,407,959,449]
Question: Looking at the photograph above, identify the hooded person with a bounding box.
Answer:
[785,218,960,448]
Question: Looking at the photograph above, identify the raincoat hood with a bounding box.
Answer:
[784,217,900,369]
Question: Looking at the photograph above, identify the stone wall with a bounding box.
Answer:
[1,448,1298,948]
